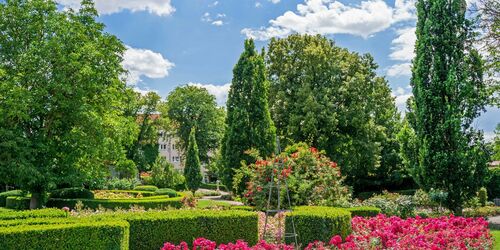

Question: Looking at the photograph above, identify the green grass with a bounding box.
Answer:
[493,230,500,250]
[196,199,232,209]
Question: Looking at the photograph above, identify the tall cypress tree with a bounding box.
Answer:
[222,39,276,191]
[184,127,202,194]
[411,0,489,214]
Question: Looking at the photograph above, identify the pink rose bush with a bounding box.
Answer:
[162,214,493,250]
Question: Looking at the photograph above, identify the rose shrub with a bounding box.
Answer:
[241,142,350,210]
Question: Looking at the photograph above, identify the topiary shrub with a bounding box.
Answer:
[0,190,23,207]
[121,210,258,250]
[0,208,67,220]
[154,188,179,198]
[49,188,94,199]
[285,206,351,247]
[46,197,183,210]
[478,187,487,207]
[5,197,30,210]
[347,206,381,217]
[133,185,158,192]
[0,220,129,250]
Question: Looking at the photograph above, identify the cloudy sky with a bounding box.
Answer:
[56,0,498,139]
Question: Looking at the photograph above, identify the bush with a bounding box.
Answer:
[133,185,158,192]
[200,183,228,192]
[150,157,185,189]
[121,210,258,250]
[0,190,23,207]
[105,178,140,190]
[0,208,67,220]
[362,191,415,218]
[47,197,183,210]
[285,206,351,247]
[347,207,381,217]
[463,206,500,218]
[96,190,156,199]
[49,188,94,199]
[154,188,179,198]
[478,187,487,207]
[486,168,500,199]
[0,220,129,250]
[5,197,31,210]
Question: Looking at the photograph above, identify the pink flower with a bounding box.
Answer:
[329,235,342,248]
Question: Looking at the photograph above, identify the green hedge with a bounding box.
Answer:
[0,208,67,220]
[133,185,158,192]
[154,188,179,197]
[6,196,31,210]
[347,206,381,217]
[286,206,351,247]
[0,190,23,207]
[200,183,227,191]
[106,190,156,197]
[49,188,94,199]
[46,197,183,210]
[0,220,129,250]
[118,210,258,250]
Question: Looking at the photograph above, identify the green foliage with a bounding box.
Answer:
[243,143,350,210]
[122,210,258,250]
[285,206,351,247]
[361,191,415,218]
[0,220,129,250]
[154,188,179,198]
[0,208,66,220]
[0,0,137,208]
[200,183,228,192]
[47,197,183,210]
[478,187,488,207]
[493,124,500,161]
[104,190,156,198]
[105,178,141,190]
[49,188,94,200]
[163,85,225,164]
[0,190,23,207]
[463,206,500,218]
[185,127,202,193]
[265,34,403,192]
[411,0,489,214]
[486,167,500,199]
[222,39,276,191]
[346,207,381,217]
[133,185,158,192]
[150,156,185,189]
[5,197,30,210]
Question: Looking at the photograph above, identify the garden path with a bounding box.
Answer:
[489,215,500,230]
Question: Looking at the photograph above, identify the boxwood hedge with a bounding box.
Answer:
[119,210,258,250]
[106,190,156,197]
[0,220,129,250]
[347,206,381,217]
[285,206,351,247]
[47,197,183,210]
[0,190,23,207]
[5,196,31,210]
[133,185,158,192]
[49,188,94,199]
[0,208,67,220]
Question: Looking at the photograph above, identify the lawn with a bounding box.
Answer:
[493,230,500,250]
[196,199,232,209]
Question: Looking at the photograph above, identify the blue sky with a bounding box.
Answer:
[56,0,498,139]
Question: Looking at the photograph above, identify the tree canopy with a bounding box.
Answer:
[184,127,202,193]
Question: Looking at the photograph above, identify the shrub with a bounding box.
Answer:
[105,178,140,190]
[46,197,183,210]
[133,185,158,192]
[463,206,500,217]
[94,190,156,199]
[478,187,487,207]
[49,188,94,199]
[5,197,30,210]
[150,157,185,189]
[0,190,23,207]
[362,191,415,218]
[243,143,350,210]
[486,168,500,199]
[347,207,381,217]
[0,208,67,220]
[154,188,179,198]
[0,220,129,250]
[121,210,258,250]
[285,206,351,247]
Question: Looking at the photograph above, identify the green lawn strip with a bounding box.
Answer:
[492,230,500,250]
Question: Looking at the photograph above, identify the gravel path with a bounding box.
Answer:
[489,215,500,230]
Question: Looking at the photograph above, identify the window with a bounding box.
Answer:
[175,156,180,162]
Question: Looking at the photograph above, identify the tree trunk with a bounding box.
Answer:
[30,192,42,209]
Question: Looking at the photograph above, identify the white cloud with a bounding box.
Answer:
[387,62,412,77]
[212,20,224,26]
[391,86,413,112]
[56,0,175,16]
[201,12,226,26]
[209,1,219,7]
[242,0,416,40]
[255,2,263,8]
[133,87,158,96]
[269,0,281,3]
[122,46,174,85]
[188,83,231,106]
[390,27,416,61]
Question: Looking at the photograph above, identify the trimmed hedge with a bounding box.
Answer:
[106,190,156,197]
[285,206,351,247]
[347,206,381,217]
[133,185,158,192]
[0,220,129,250]
[0,190,23,207]
[47,197,183,210]
[154,188,179,197]
[0,208,67,220]
[5,196,31,210]
[118,210,258,250]
[200,183,227,191]
[49,188,94,199]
